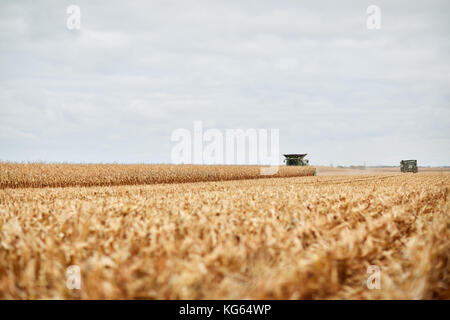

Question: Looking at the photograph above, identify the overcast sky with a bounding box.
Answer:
[0,0,449,166]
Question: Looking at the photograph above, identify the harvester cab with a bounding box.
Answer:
[400,160,418,173]
[283,154,309,166]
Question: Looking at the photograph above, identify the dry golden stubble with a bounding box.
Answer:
[0,170,449,299]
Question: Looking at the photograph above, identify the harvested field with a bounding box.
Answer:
[315,166,450,176]
[0,164,449,299]
[0,163,315,189]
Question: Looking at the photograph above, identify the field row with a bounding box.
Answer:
[0,163,315,189]
[1,173,449,299]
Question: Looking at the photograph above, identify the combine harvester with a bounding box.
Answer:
[283,154,309,166]
[283,154,316,176]
[400,160,418,173]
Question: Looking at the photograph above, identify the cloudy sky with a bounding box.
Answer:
[0,0,449,166]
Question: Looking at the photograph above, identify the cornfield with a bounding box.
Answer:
[0,163,315,188]
[0,164,449,299]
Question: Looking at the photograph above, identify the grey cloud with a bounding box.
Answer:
[0,0,449,166]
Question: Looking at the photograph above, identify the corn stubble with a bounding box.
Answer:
[0,165,449,299]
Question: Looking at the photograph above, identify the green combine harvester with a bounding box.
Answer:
[400,160,418,173]
[283,154,309,166]
[283,154,316,176]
